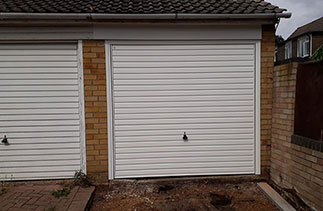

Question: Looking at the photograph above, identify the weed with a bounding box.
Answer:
[52,188,70,198]
[51,170,90,199]
[73,170,91,187]
[0,181,8,196]
[47,206,56,211]
[0,187,7,196]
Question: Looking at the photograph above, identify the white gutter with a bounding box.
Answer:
[0,12,292,20]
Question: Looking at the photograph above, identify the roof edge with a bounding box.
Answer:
[0,12,292,21]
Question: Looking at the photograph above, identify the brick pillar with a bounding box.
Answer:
[261,25,275,175]
[83,41,108,181]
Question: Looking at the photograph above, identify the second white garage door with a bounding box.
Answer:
[109,43,258,178]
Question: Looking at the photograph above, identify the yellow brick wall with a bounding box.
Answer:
[83,41,108,181]
[261,25,275,175]
[271,62,323,210]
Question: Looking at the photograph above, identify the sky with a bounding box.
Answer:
[268,0,323,39]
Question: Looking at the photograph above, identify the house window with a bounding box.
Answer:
[285,42,292,59]
[297,36,310,57]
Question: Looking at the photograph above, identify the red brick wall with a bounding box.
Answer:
[83,41,108,181]
[271,62,323,210]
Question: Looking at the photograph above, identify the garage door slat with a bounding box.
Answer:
[113,78,254,85]
[115,106,253,114]
[116,140,254,148]
[113,55,254,62]
[0,120,79,127]
[0,148,80,156]
[0,143,80,150]
[115,101,253,108]
[0,74,78,79]
[0,55,77,61]
[0,103,78,109]
[112,49,254,56]
[113,61,254,68]
[0,50,77,56]
[115,117,254,126]
[0,114,79,121]
[114,95,254,103]
[0,67,77,73]
[116,156,254,165]
[0,86,79,91]
[0,160,81,168]
[0,132,80,138]
[114,66,253,74]
[115,168,254,178]
[0,61,77,68]
[117,162,254,172]
[116,150,254,160]
[4,137,80,145]
[115,128,253,137]
[114,72,254,80]
[115,134,254,143]
[0,80,78,85]
[0,154,80,162]
[115,122,254,131]
[115,112,254,120]
[114,84,253,91]
[116,145,254,154]
[0,91,79,98]
[0,97,79,103]
[1,126,80,132]
[112,44,254,50]
[0,166,81,174]
[0,44,77,50]
[114,90,253,97]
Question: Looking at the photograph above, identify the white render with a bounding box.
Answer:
[107,42,260,179]
[0,24,261,41]
[0,43,85,180]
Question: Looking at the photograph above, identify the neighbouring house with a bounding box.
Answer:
[0,0,291,182]
[276,17,323,63]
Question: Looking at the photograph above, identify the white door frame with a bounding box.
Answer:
[78,40,87,174]
[105,40,261,179]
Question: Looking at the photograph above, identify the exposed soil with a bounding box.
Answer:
[90,179,279,211]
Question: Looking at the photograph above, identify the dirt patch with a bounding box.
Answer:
[91,180,279,211]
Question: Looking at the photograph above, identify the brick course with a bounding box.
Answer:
[83,41,108,181]
[271,62,323,211]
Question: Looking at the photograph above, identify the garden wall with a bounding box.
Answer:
[271,61,323,211]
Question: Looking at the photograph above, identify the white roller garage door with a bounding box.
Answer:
[109,43,258,178]
[0,43,85,180]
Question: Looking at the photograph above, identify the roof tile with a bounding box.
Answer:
[0,0,286,14]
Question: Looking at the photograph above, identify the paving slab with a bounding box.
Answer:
[0,181,95,211]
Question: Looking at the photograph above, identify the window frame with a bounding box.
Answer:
[297,35,310,58]
[285,41,292,59]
